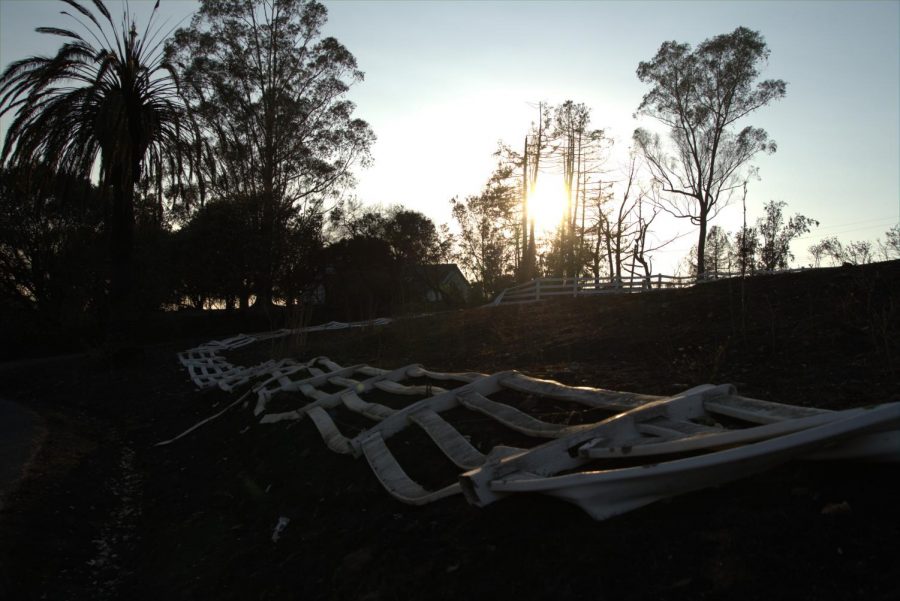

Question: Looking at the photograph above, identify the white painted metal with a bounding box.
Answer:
[177,327,900,521]
[482,402,900,520]
[459,384,732,507]
[360,433,461,504]
[408,409,485,470]
[458,391,587,438]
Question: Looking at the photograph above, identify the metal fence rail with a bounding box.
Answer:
[172,325,900,521]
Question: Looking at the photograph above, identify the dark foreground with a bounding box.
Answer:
[1,262,899,601]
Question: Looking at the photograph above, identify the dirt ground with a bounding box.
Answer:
[1,261,898,600]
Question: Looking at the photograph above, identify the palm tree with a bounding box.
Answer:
[0,0,189,318]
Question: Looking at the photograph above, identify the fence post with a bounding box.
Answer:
[535,279,542,301]
[657,274,662,289]
[573,277,577,297]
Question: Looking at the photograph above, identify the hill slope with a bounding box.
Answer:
[1,261,898,601]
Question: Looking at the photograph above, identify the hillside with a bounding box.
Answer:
[1,261,898,601]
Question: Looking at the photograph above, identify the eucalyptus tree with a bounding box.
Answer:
[531,100,612,279]
[168,0,374,306]
[552,101,590,236]
[634,27,786,278]
[0,0,193,317]
[496,102,554,282]
[519,102,552,280]
[594,154,646,283]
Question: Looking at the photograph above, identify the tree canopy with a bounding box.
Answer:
[168,0,374,304]
[0,0,193,316]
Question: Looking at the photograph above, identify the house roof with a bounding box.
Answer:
[414,263,469,286]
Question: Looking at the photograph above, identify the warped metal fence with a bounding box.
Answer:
[173,325,900,521]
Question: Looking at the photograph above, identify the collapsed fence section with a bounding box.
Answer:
[171,326,900,521]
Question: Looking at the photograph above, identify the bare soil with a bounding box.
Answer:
[1,261,899,601]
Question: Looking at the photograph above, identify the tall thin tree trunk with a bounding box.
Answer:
[604,216,614,279]
[696,203,708,280]
[521,136,528,265]
[578,176,586,278]
[520,135,529,281]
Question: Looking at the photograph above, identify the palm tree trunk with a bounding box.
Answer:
[109,164,135,319]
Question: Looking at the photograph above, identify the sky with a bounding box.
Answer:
[1,0,898,272]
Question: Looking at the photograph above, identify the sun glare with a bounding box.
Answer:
[528,173,567,235]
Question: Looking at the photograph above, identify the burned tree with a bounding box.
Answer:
[634,27,786,279]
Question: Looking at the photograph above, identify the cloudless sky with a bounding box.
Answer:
[2,0,898,271]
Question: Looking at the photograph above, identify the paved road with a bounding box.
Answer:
[0,399,44,508]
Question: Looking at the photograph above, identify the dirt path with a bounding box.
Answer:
[0,347,186,600]
[0,399,45,510]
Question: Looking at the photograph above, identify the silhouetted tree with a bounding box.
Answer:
[592,154,645,283]
[681,226,737,278]
[322,236,395,319]
[0,0,193,320]
[169,0,374,306]
[634,27,786,278]
[329,201,388,240]
[809,236,874,266]
[451,166,518,299]
[496,103,553,282]
[704,225,734,275]
[175,197,258,309]
[0,164,105,317]
[330,203,451,265]
[732,225,759,275]
[756,200,818,270]
[631,194,664,287]
[552,101,591,276]
[879,225,900,261]
[381,210,452,266]
[844,240,875,265]
[277,212,325,308]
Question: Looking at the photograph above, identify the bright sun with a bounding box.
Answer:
[528,173,567,235]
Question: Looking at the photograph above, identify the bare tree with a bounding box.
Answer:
[496,102,552,282]
[596,154,643,283]
[631,194,666,287]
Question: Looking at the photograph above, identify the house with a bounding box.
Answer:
[311,253,471,318]
[409,264,470,303]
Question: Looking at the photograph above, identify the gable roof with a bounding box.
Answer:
[413,264,469,286]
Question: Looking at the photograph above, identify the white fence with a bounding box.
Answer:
[491,269,806,305]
